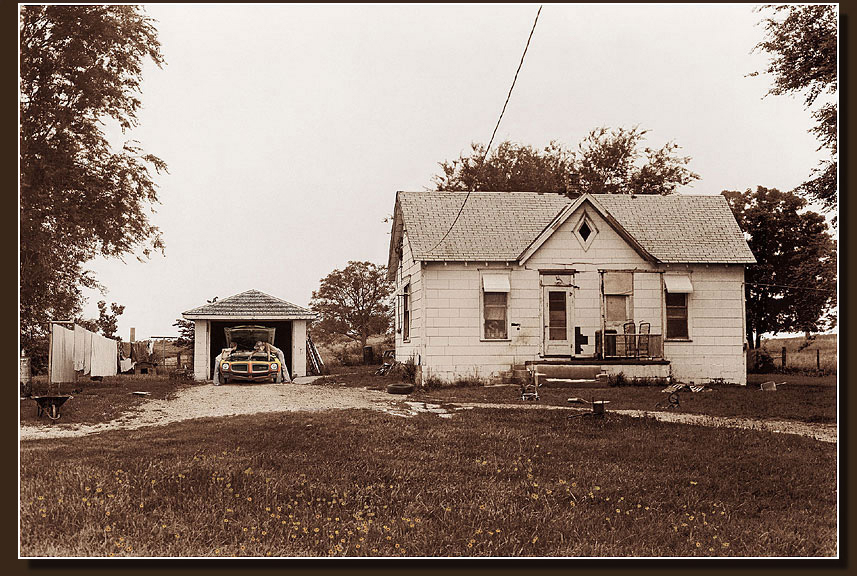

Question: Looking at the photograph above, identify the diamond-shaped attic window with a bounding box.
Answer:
[574,214,597,251]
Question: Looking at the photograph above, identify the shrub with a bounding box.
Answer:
[607,372,629,387]
[422,375,444,390]
[397,357,417,384]
[751,348,776,373]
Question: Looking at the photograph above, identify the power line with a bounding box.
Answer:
[743,281,836,294]
[428,4,543,255]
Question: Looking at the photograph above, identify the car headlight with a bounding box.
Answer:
[221,362,230,371]
[270,363,278,371]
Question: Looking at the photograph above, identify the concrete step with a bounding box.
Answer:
[534,364,603,380]
[538,377,601,388]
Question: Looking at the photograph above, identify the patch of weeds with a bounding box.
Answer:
[607,373,668,388]
[390,358,417,384]
[422,375,444,390]
[451,376,484,388]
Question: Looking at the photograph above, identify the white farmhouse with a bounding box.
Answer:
[386,191,756,385]
[182,290,317,381]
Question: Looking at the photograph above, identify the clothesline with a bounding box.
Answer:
[50,322,118,383]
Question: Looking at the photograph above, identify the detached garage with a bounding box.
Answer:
[182,289,317,381]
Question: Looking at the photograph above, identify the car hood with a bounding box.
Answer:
[224,326,276,349]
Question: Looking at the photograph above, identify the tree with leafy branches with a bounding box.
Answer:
[433,126,699,196]
[20,5,166,369]
[722,187,836,349]
[77,301,125,340]
[751,4,838,212]
[309,262,393,350]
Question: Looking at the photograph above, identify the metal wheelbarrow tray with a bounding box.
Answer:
[31,395,73,421]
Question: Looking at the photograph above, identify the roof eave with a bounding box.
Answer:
[386,194,403,281]
[182,313,318,321]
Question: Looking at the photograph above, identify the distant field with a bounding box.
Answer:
[758,334,837,373]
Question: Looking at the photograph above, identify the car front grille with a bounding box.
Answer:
[230,363,248,373]
[251,363,272,373]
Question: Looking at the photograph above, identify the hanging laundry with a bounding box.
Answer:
[90,333,118,377]
[73,325,86,371]
[50,324,76,383]
[83,330,93,375]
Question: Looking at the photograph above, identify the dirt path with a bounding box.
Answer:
[20,381,836,444]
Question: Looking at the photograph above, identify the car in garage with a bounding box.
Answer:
[218,325,283,384]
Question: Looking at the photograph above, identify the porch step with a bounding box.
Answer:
[533,364,608,388]
[534,364,602,380]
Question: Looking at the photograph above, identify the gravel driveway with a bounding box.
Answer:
[19,379,836,444]
[19,378,396,441]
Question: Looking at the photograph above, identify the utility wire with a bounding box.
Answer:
[428,4,543,255]
[743,281,836,294]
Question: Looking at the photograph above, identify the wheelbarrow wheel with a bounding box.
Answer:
[48,403,61,421]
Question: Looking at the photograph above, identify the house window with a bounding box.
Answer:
[402,283,410,342]
[602,271,633,323]
[664,274,693,340]
[484,293,508,339]
[665,292,689,339]
[482,274,510,340]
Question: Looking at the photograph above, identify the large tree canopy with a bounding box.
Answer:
[20,5,166,364]
[722,187,836,348]
[432,126,699,195]
[752,4,838,211]
[309,261,394,349]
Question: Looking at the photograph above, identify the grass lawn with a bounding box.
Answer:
[417,373,836,424]
[314,366,837,424]
[312,365,389,391]
[21,375,192,426]
[20,408,836,557]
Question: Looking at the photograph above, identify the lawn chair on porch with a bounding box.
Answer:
[637,322,651,358]
[622,321,637,358]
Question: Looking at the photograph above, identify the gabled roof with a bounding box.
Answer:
[389,191,755,265]
[592,194,755,263]
[393,191,570,263]
[182,290,317,320]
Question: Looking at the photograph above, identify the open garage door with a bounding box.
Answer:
[209,320,293,379]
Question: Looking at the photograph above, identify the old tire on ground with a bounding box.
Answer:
[387,382,414,395]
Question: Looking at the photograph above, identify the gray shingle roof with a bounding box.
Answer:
[399,191,570,262]
[592,194,756,264]
[183,290,317,320]
[396,191,755,264]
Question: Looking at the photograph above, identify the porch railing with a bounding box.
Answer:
[596,331,664,359]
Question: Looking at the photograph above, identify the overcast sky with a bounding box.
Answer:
[77,3,832,340]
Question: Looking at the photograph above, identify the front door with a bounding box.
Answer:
[543,286,574,356]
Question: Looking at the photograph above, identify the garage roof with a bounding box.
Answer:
[182,290,317,321]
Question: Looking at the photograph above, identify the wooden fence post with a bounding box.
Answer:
[781,346,787,369]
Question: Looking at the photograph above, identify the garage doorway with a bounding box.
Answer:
[209,321,293,379]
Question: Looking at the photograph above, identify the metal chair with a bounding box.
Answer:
[638,322,651,358]
[622,321,636,357]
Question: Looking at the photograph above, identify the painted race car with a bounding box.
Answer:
[218,326,283,384]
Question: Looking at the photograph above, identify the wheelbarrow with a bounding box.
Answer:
[32,395,73,421]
